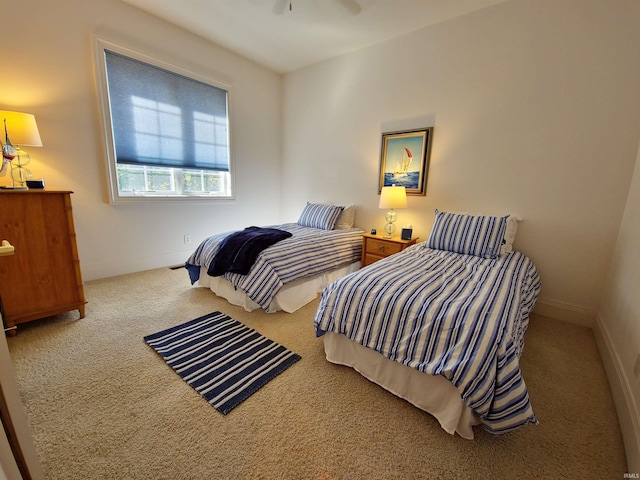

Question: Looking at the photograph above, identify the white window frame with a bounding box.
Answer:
[93,36,235,203]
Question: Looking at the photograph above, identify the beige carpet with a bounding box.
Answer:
[7,267,627,479]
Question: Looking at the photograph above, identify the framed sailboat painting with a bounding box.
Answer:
[378,127,433,196]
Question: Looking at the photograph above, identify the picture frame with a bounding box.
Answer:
[378,127,433,196]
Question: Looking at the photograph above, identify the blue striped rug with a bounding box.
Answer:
[144,311,301,414]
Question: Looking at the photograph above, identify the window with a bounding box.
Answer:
[94,38,233,202]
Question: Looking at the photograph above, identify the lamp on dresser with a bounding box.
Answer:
[0,110,43,189]
[378,184,407,238]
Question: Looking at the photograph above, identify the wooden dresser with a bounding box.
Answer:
[0,190,86,334]
[361,233,418,267]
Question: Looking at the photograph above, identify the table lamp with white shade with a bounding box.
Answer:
[378,185,407,238]
[0,110,43,189]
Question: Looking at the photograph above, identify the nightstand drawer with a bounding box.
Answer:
[363,253,386,266]
[366,238,403,256]
[361,233,418,267]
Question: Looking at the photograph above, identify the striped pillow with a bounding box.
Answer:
[297,203,344,230]
[427,210,509,259]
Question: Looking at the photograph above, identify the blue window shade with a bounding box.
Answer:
[104,50,229,172]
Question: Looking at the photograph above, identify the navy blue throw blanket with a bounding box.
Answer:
[207,226,292,277]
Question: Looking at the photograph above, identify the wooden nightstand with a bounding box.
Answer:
[361,233,418,267]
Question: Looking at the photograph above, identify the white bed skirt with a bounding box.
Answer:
[323,331,480,440]
[195,261,361,313]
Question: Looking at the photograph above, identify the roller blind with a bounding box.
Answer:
[104,50,229,172]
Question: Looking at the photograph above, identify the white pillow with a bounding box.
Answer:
[501,216,519,255]
[334,204,355,229]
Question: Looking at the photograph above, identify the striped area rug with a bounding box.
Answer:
[144,311,301,414]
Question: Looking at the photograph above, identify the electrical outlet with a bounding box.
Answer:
[183,234,191,245]
[634,353,640,379]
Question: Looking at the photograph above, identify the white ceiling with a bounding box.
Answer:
[121,0,509,73]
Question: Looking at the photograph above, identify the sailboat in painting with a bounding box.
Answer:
[384,144,419,190]
[393,147,413,176]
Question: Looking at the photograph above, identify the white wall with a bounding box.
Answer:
[597,140,640,472]
[282,0,640,321]
[3,0,637,309]
[0,0,283,281]
[281,0,640,467]
[1,0,639,470]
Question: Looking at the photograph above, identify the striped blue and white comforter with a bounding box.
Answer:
[186,224,364,312]
[314,243,541,435]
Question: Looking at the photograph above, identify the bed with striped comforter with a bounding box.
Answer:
[314,242,541,435]
[186,223,364,312]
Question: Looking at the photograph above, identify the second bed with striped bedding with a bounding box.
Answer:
[314,242,541,435]
[186,223,364,312]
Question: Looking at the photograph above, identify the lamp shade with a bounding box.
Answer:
[0,110,43,147]
[379,185,407,209]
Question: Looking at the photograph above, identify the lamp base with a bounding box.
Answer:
[383,209,398,238]
[0,185,28,190]
[383,221,396,238]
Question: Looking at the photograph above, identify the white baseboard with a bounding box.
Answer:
[593,313,640,474]
[593,311,640,473]
[535,299,639,471]
[533,297,596,327]
[81,250,193,282]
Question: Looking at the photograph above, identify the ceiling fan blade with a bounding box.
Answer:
[273,0,360,15]
[273,0,288,15]
[338,0,361,14]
